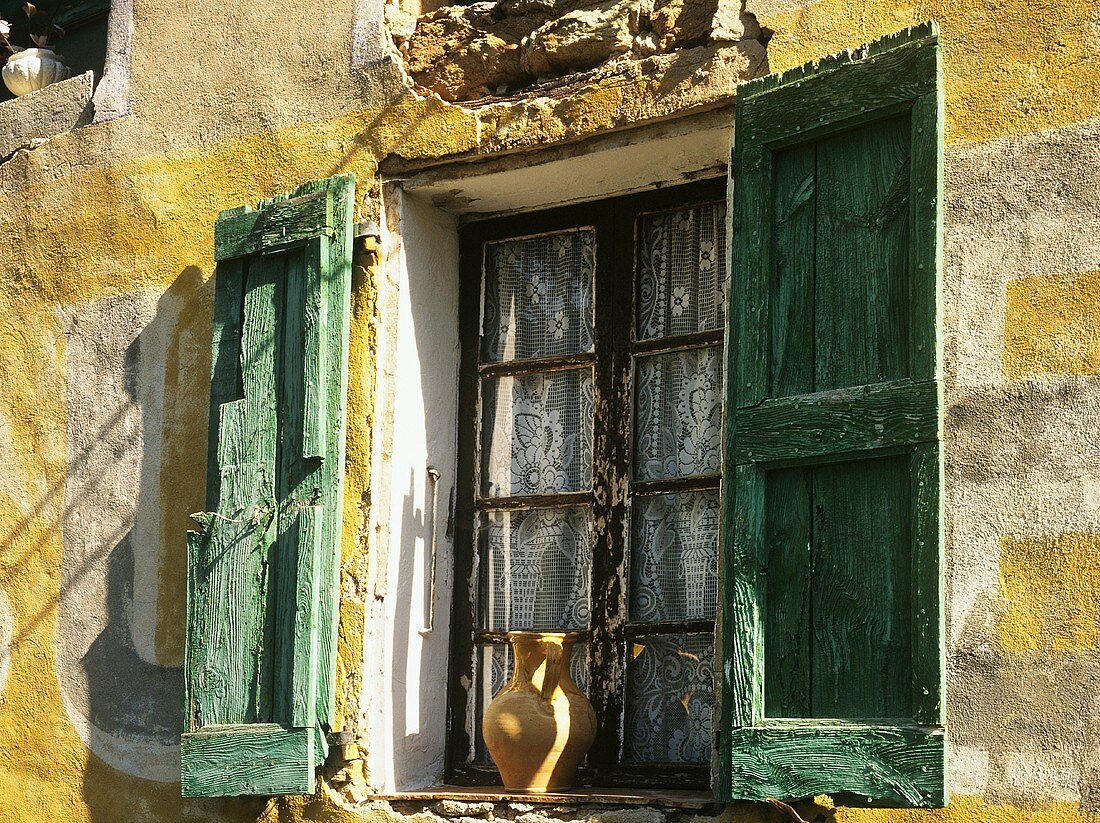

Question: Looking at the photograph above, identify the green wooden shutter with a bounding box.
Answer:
[720,24,944,807]
[182,174,354,797]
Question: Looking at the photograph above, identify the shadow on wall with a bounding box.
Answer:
[40,265,265,818]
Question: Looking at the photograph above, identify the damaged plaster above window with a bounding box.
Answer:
[386,0,771,103]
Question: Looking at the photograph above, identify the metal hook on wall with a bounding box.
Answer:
[420,465,442,634]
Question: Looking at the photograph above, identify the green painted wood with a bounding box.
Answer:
[763,467,811,718]
[726,463,765,729]
[214,190,334,261]
[908,85,944,383]
[188,252,282,730]
[734,379,938,464]
[770,142,816,399]
[811,455,912,718]
[296,174,355,733]
[183,175,355,797]
[181,724,315,797]
[727,723,945,807]
[909,441,944,725]
[722,25,943,807]
[815,115,911,391]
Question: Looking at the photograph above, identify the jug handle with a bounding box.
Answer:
[541,642,563,701]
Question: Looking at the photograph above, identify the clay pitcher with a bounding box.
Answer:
[482,631,596,792]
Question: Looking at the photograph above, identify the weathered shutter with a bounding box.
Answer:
[182,175,354,797]
[720,25,944,806]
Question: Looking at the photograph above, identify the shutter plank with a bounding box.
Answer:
[728,724,945,806]
[910,441,943,724]
[195,254,281,728]
[763,467,812,718]
[908,90,944,383]
[181,724,315,796]
[770,143,816,399]
[810,455,912,718]
[734,379,938,463]
[814,115,911,392]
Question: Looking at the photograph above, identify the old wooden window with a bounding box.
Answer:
[450,179,727,788]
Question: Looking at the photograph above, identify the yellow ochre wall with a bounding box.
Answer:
[0,0,1097,820]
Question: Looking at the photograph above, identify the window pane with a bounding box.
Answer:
[637,203,727,341]
[482,229,596,362]
[481,368,594,497]
[482,507,592,631]
[634,346,722,481]
[625,634,714,764]
[474,642,588,764]
[629,491,719,622]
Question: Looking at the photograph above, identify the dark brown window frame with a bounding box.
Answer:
[448,178,727,789]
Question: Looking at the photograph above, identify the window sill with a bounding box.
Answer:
[0,71,94,160]
[372,786,716,810]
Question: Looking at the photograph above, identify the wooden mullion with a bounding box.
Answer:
[478,352,594,378]
[474,491,591,511]
[631,475,721,497]
[586,205,630,769]
[623,620,714,638]
[446,229,484,776]
[632,329,723,356]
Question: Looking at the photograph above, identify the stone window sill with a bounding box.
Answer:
[0,71,94,160]
[372,786,716,810]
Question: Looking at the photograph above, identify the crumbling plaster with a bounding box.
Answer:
[0,0,1097,821]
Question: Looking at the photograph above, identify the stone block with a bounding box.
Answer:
[0,71,94,159]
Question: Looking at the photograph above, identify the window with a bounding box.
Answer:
[449,23,945,805]
[450,180,727,788]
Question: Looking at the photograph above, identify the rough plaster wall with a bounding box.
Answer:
[941,119,1100,806]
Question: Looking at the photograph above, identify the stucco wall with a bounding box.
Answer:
[0,0,1098,820]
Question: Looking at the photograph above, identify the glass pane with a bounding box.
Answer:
[474,642,589,764]
[629,491,719,622]
[637,203,727,341]
[625,634,714,764]
[482,507,592,631]
[481,369,594,498]
[634,346,723,481]
[482,229,596,362]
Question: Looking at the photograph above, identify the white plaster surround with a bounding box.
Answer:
[365,112,734,792]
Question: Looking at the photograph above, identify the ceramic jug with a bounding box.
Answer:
[482,631,596,792]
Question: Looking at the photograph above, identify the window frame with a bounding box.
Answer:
[447,178,728,789]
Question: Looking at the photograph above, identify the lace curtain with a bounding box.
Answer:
[482,369,594,497]
[634,346,723,482]
[630,490,719,622]
[482,230,595,362]
[637,204,727,340]
[625,634,715,763]
[483,507,592,631]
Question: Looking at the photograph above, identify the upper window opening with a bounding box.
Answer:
[1,0,109,103]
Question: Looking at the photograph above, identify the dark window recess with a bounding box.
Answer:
[0,0,110,104]
[449,179,727,789]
